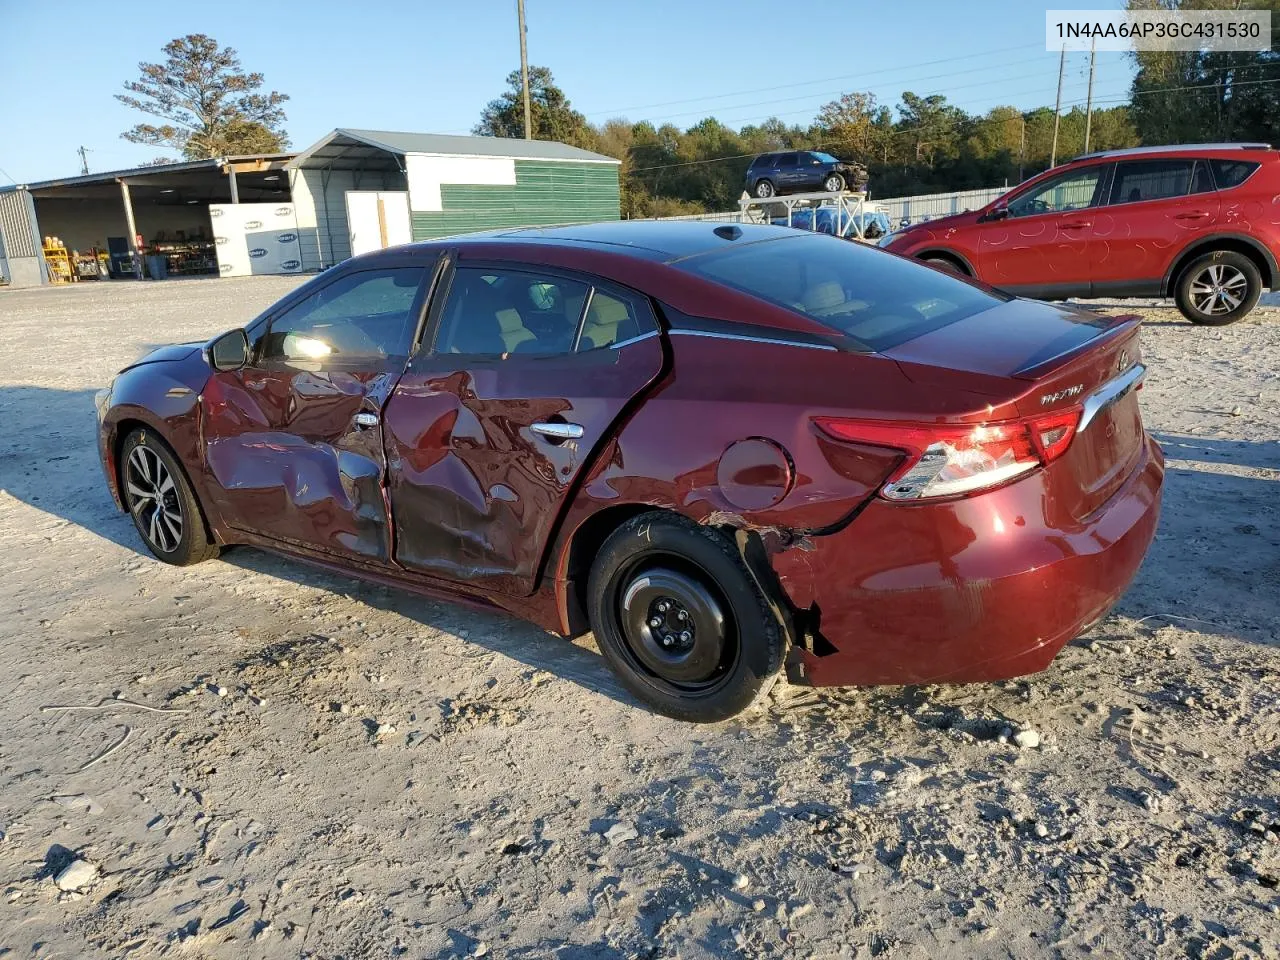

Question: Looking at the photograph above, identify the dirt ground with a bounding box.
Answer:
[0,276,1276,960]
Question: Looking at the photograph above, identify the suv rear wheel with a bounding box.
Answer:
[1175,251,1262,326]
[753,179,775,199]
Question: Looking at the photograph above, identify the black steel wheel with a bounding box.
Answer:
[1174,251,1262,326]
[120,428,218,566]
[587,512,785,722]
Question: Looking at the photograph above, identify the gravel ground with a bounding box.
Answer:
[0,276,1277,959]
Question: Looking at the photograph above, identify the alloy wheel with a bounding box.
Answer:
[616,564,737,690]
[755,181,774,198]
[824,174,844,192]
[1189,264,1248,316]
[125,445,183,552]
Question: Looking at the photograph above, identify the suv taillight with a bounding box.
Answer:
[814,410,1081,501]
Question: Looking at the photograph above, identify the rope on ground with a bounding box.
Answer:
[39,697,188,715]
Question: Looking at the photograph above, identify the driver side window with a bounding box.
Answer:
[1006,167,1104,219]
[261,267,423,365]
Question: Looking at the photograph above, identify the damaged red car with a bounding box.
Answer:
[96,222,1163,722]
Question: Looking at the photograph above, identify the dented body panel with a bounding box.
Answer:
[774,435,1164,686]
[201,364,402,563]
[383,333,666,596]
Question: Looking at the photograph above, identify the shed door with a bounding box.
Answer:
[346,191,412,257]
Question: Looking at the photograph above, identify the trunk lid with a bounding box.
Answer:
[885,299,1146,519]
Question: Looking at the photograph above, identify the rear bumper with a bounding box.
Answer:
[775,434,1164,687]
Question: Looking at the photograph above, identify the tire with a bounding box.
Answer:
[120,427,219,566]
[753,179,775,199]
[1174,251,1262,326]
[586,512,785,723]
[823,173,845,193]
[921,254,965,276]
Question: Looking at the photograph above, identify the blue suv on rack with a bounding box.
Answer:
[745,151,869,199]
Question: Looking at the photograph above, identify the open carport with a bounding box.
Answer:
[0,153,292,286]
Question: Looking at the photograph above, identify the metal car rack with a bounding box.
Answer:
[737,190,870,241]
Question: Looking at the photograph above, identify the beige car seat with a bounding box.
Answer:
[579,294,631,349]
[495,306,535,352]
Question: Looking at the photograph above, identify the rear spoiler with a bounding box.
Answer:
[1012,314,1142,379]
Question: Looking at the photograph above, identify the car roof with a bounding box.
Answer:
[1071,143,1274,163]
[435,220,802,262]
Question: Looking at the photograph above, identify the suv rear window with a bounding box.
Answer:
[678,233,1007,351]
[749,154,773,169]
[1210,159,1261,189]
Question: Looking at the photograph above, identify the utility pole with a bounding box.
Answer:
[1084,37,1097,154]
[517,0,532,140]
[1050,47,1065,167]
[77,146,90,175]
[1019,115,1026,181]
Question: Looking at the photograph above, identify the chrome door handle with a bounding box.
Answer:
[530,421,584,440]
[1175,211,1211,220]
[353,412,379,429]
[1060,220,1092,229]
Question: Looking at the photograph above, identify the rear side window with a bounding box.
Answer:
[777,153,799,168]
[1210,159,1261,189]
[678,233,1007,352]
[1110,160,1193,204]
[750,155,772,169]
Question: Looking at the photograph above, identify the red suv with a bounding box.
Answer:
[880,143,1279,325]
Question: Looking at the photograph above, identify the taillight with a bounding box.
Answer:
[815,409,1082,501]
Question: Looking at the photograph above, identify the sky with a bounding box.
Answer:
[0,0,1134,185]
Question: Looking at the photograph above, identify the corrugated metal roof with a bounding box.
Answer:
[288,129,619,169]
[0,153,295,193]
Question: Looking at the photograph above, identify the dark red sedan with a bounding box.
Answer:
[96,222,1163,722]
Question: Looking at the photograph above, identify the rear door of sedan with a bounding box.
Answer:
[382,258,666,596]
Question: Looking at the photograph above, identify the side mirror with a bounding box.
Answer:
[208,328,249,371]
[986,205,1009,222]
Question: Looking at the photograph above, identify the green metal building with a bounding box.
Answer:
[287,129,621,270]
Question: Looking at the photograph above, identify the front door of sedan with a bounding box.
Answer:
[974,163,1109,296]
[382,263,665,596]
[201,260,432,563]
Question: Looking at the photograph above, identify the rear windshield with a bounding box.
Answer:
[677,233,1008,351]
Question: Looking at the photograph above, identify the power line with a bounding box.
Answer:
[624,58,1059,127]
[682,70,1097,131]
[585,44,1042,118]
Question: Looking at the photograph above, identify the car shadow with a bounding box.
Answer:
[0,385,641,711]
[1123,433,1279,646]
